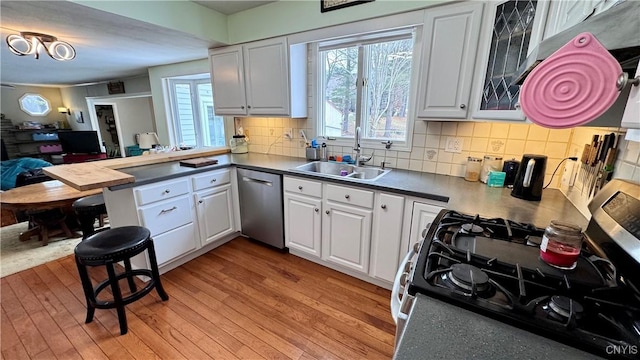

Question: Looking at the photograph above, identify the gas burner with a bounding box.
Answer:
[461,223,484,234]
[547,296,584,321]
[442,264,491,294]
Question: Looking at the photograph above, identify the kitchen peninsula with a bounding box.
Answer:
[43,151,588,286]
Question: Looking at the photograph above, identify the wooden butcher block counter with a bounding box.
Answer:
[43,148,229,191]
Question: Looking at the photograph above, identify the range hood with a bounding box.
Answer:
[513,0,640,85]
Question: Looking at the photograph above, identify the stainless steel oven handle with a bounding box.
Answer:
[391,244,417,324]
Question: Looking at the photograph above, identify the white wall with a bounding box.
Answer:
[112,96,156,148]
[0,85,67,127]
[59,76,152,131]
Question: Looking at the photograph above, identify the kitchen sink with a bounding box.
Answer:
[294,161,390,181]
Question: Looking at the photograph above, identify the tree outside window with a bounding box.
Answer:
[320,34,414,143]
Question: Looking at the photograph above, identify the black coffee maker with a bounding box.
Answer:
[510,154,547,201]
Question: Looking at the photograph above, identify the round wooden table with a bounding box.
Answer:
[1,180,102,244]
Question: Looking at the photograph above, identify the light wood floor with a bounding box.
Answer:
[1,237,396,359]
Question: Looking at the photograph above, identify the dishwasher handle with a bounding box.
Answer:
[242,176,273,187]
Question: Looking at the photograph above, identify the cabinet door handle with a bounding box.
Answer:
[247,105,251,109]
[325,210,330,215]
[240,105,245,109]
[459,104,466,109]
[381,204,387,209]
[344,194,350,199]
[298,186,303,190]
[198,200,203,204]
[163,189,171,194]
[314,208,319,213]
[159,206,177,214]
[210,178,217,183]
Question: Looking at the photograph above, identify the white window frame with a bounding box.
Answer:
[166,75,227,149]
[314,27,421,152]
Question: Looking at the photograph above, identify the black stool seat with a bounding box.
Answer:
[75,226,168,335]
[73,194,108,239]
[75,226,150,263]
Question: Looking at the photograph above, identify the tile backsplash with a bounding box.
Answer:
[238,117,635,190]
[561,126,639,217]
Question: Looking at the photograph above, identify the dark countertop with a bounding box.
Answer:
[394,293,602,360]
[111,153,588,228]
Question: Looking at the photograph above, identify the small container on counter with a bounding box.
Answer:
[480,155,503,183]
[540,221,583,270]
[487,171,506,187]
[465,157,482,182]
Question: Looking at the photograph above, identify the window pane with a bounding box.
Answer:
[480,0,537,110]
[19,93,51,116]
[197,83,225,147]
[322,46,358,138]
[363,38,413,140]
[174,83,197,146]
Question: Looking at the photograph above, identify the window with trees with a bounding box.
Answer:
[318,30,416,146]
[168,76,225,148]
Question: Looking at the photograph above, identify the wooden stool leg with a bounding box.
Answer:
[106,263,128,335]
[60,220,74,238]
[75,257,96,324]
[40,226,49,246]
[124,259,137,293]
[147,241,169,301]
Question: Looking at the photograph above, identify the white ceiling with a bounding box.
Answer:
[193,0,276,15]
[0,1,273,87]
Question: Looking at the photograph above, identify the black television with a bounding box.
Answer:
[57,131,102,154]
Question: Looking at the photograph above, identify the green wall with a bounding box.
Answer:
[227,0,453,44]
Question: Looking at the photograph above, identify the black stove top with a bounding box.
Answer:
[408,210,640,359]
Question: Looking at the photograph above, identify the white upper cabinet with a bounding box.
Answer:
[415,1,483,119]
[209,37,307,117]
[543,1,595,39]
[621,62,640,129]
[209,46,247,115]
[470,0,549,121]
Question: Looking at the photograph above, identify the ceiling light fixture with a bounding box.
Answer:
[6,32,76,61]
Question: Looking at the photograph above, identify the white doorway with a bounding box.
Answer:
[94,104,121,157]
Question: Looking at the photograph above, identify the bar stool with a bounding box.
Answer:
[74,226,169,335]
[72,194,107,239]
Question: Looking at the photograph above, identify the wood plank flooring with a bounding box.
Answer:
[1,237,396,359]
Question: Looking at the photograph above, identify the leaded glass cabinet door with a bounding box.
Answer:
[471,0,549,121]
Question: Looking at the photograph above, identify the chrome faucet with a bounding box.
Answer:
[353,126,372,166]
[354,126,362,165]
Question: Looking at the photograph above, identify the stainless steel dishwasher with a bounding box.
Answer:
[237,168,284,249]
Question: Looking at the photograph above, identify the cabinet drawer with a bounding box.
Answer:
[152,222,198,266]
[326,184,374,209]
[135,179,189,206]
[284,176,322,198]
[138,196,193,235]
[192,169,230,191]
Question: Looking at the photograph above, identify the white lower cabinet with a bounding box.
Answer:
[322,201,372,273]
[408,202,445,252]
[153,223,199,266]
[103,168,240,273]
[369,193,405,282]
[195,183,235,246]
[284,192,322,257]
[282,176,446,287]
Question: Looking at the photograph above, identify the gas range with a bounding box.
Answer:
[406,184,640,359]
